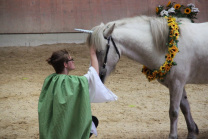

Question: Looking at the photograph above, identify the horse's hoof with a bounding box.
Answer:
[169,134,178,139]
[194,122,199,135]
[187,122,199,139]
[187,133,197,139]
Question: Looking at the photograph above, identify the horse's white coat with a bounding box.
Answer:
[86,16,208,139]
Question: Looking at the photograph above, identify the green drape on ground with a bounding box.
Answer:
[38,74,92,139]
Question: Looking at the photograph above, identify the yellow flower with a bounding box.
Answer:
[171,53,175,58]
[164,16,168,19]
[166,54,173,62]
[173,29,179,35]
[169,22,177,30]
[172,29,179,39]
[174,4,181,10]
[169,39,174,45]
[168,16,175,20]
[174,26,179,31]
[147,74,154,81]
[165,64,171,72]
[160,65,166,72]
[152,71,158,77]
[159,72,165,77]
[156,7,159,13]
[184,8,191,14]
[142,66,148,74]
[167,17,176,22]
[174,32,179,39]
[167,1,171,7]
[169,45,179,54]
[167,17,175,23]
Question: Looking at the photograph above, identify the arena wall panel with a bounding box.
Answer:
[0,0,207,33]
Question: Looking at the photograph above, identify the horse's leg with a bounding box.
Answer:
[169,80,183,139]
[180,88,199,139]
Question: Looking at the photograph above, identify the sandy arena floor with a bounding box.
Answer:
[0,43,207,139]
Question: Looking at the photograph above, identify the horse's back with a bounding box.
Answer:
[175,22,208,84]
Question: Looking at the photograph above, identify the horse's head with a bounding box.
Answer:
[86,23,120,83]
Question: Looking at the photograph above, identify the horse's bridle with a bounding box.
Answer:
[99,36,120,82]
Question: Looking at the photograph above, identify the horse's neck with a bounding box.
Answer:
[120,44,165,69]
[114,27,166,70]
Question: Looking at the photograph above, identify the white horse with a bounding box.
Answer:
[85,16,208,139]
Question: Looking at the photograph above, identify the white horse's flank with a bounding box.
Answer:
[86,16,208,139]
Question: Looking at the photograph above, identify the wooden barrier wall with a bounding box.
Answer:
[0,0,207,33]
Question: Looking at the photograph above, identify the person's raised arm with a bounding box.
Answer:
[90,46,99,75]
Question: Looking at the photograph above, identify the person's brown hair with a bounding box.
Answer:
[46,49,69,73]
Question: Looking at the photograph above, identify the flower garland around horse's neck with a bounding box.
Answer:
[142,16,179,82]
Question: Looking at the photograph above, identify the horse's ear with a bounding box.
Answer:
[103,23,115,39]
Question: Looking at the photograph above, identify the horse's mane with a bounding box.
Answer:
[86,16,174,52]
[149,16,169,52]
[86,23,106,51]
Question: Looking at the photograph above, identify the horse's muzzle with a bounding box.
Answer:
[99,68,107,83]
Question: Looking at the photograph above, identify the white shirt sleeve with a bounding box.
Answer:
[90,121,97,136]
[84,66,118,103]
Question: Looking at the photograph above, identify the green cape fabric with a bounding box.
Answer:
[38,73,92,139]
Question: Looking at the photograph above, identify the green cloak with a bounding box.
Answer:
[38,73,92,139]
